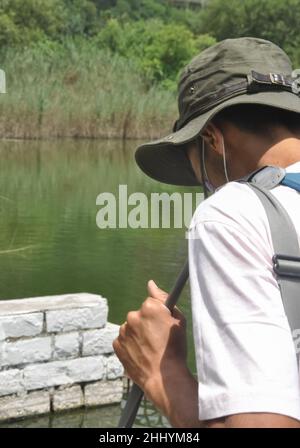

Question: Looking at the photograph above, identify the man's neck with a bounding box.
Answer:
[258,137,300,169]
[231,130,300,181]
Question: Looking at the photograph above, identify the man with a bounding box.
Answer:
[113,38,300,428]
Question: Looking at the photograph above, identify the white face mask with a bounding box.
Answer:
[204,178,216,193]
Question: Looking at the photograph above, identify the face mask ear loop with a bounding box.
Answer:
[222,136,230,183]
[202,138,211,186]
[197,137,209,200]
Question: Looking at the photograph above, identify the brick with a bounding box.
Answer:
[52,385,83,412]
[23,356,105,390]
[84,379,123,407]
[0,293,107,316]
[53,332,79,360]
[82,323,119,356]
[105,355,124,380]
[0,313,43,341]
[0,390,50,421]
[0,369,23,397]
[1,337,51,367]
[46,304,108,333]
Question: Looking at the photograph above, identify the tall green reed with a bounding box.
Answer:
[0,39,177,139]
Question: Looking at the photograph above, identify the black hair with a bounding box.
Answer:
[213,104,300,136]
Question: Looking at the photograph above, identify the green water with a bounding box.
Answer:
[0,139,200,428]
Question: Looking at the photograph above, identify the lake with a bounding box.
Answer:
[0,138,201,428]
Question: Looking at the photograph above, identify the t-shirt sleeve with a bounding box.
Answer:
[188,210,300,421]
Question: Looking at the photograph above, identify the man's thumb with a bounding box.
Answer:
[147,280,168,302]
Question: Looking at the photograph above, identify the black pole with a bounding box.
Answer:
[118,259,189,428]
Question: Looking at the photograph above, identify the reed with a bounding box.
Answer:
[0,40,177,140]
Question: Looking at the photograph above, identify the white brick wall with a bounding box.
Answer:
[53,385,83,412]
[0,390,50,421]
[46,304,108,333]
[0,369,23,397]
[0,293,123,422]
[53,332,80,360]
[1,337,52,367]
[105,354,124,380]
[0,293,107,315]
[82,323,119,356]
[0,313,43,341]
[23,356,106,390]
[84,379,123,407]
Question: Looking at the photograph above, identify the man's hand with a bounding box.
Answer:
[113,282,300,428]
[113,280,187,396]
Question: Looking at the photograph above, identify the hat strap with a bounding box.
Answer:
[175,70,299,131]
[247,70,295,93]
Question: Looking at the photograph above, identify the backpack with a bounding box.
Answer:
[242,165,300,365]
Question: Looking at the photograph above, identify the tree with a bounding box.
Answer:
[61,0,99,36]
[0,0,102,46]
[199,0,300,65]
[96,18,215,87]
[93,0,118,9]
[0,13,20,46]
[0,0,65,45]
[105,0,168,21]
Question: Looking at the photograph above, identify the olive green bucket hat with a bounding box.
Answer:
[135,37,300,186]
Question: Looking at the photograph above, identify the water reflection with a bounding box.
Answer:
[0,138,201,427]
[0,398,170,429]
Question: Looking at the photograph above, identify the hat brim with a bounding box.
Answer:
[135,91,300,186]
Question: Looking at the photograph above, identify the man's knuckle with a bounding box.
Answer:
[126,310,138,326]
[141,297,155,315]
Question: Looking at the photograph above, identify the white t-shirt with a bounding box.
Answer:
[188,161,300,421]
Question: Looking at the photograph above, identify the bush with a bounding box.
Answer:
[0,0,65,46]
[0,0,104,46]
[0,13,20,46]
[96,19,215,87]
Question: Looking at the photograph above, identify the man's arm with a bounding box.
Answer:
[144,361,201,428]
[144,363,300,428]
[113,281,300,428]
[146,366,300,428]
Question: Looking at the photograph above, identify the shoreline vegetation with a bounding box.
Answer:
[0,41,178,140]
[0,0,300,140]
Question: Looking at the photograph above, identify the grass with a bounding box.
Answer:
[0,40,177,140]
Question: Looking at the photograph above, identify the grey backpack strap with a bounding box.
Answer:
[246,183,300,348]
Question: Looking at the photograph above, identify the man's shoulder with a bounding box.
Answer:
[191,181,267,233]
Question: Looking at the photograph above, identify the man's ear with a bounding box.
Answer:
[201,122,224,156]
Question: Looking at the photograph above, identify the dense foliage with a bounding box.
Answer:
[1,0,300,139]
[0,0,209,89]
[1,0,300,89]
[199,0,300,66]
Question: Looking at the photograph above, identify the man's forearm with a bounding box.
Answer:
[144,363,202,428]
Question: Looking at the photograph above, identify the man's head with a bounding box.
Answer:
[186,104,300,190]
[135,38,300,189]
